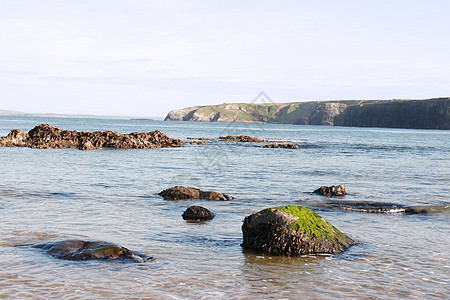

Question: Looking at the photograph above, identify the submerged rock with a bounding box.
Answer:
[318,201,428,215]
[158,186,233,201]
[241,205,353,256]
[261,143,299,149]
[219,135,271,143]
[0,124,185,150]
[182,205,215,220]
[313,185,346,196]
[30,239,153,262]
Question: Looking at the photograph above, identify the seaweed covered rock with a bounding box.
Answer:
[182,205,215,220]
[30,239,153,262]
[0,124,185,150]
[261,143,299,149]
[313,185,346,196]
[241,205,353,255]
[158,186,233,201]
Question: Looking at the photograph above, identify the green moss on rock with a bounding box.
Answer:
[242,205,353,256]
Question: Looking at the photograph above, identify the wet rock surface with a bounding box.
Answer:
[313,185,347,196]
[241,206,353,256]
[158,186,233,200]
[182,206,215,220]
[261,143,299,149]
[318,201,428,215]
[28,239,153,262]
[219,135,271,143]
[0,124,185,150]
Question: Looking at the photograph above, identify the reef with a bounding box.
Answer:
[0,124,185,150]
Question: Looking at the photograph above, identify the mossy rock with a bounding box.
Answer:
[241,205,353,256]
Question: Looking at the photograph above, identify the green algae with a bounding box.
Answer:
[273,205,350,244]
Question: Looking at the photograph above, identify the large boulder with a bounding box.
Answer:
[182,206,215,220]
[241,205,353,256]
[313,185,346,196]
[158,186,233,201]
[0,124,185,150]
[30,239,153,262]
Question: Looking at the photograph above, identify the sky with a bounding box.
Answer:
[1,0,449,117]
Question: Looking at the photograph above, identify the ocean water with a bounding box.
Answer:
[0,116,449,299]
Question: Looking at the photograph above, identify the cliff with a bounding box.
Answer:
[165,98,450,129]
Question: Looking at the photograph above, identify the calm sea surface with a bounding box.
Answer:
[0,116,449,299]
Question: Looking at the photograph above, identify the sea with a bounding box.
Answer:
[0,115,449,299]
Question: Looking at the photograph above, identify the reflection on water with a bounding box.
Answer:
[0,116,449,298]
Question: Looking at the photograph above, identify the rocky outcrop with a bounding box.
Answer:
[261,143,299,149]
[158,186,233,201]
[165,98,450,129]
[219,135,270,142]
[182,206,215,220]
[308,103,348,126]
[241,206,353,255]
[0,124,185,150]
[313,185,346,196]
[29,239,153,262]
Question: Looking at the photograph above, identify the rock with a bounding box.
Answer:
[30,239,153,262]
[186,137,217,141]
[241,205,353,256]
[0,129,30,147]
[0,124,185,150]
[158,186,233,201]
[182,206,215,220]
[313,185,346,196]
[188,141,211,145]
[219,135,270,143]
[316,200,428,215]
[261,143,299,149]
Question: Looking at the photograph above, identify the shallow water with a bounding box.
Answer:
[0,116,449,299]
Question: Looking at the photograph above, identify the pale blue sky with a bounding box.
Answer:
[1,0,449,117]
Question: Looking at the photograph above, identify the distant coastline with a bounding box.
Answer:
[0,110,161,121]
[164,98,450,130]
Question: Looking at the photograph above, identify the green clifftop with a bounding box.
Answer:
[165,98,450,129]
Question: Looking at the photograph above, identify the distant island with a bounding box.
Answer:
[165,98,450,130]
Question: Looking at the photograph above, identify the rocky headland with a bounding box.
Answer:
[0,124,185,150]
[165,98,450,130]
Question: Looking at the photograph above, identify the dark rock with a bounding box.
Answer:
[182,205,215,220]
[219,135,270,143]
[241,205,353,256]
[261,143,299,149]
[0,124,185,150]
[158,186,233,201]
[187,137,217,141]
[317,200,428,215]
[30,239,153,262]
[313,185,346,196]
